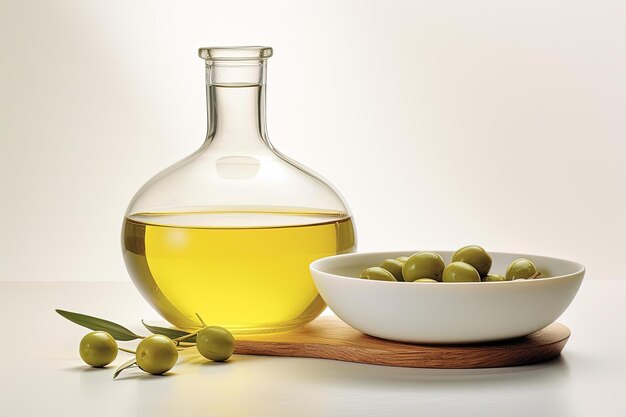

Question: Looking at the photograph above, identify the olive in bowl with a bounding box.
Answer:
[310,251,584,344]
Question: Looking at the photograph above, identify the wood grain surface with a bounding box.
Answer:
[234,316,570,369]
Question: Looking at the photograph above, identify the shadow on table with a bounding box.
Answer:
[230,352,577,416]
[64,365,112,373]
[260,354,572,388]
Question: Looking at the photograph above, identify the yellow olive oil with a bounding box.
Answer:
[122,211,355,333]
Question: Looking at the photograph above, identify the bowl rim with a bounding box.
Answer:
[310,250,586,285]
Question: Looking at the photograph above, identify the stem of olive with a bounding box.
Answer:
[173,328,204,343]
[118,347,136,354]
[196,313,207,327]
[174,341,196,347]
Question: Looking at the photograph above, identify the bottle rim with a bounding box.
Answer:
[199,46,273,61]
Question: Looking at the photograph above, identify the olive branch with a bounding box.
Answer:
[56,309,205,378]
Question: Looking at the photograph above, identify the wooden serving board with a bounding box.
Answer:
[234,316,570,369]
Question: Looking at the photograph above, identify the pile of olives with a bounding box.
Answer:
[360,245,542,283]
[78,325,235,376]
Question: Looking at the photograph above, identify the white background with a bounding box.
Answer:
[1,0,625,281]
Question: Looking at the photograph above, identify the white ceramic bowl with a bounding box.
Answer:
[310,251,585,344]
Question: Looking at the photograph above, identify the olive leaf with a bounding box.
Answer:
[114,358,138,379]
[55,309,141,341]
[141,320,196,343]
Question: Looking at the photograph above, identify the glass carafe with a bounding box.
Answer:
[122,46,356,333]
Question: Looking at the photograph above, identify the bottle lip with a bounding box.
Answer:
[199,46,273,61]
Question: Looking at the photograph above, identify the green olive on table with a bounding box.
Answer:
[360,267,397,281]
[196,326,235,362]
[79,331,118,367]
[402,252,445,282]
[136,334,178,375]
[442,262,481,282]
[379,259,405,281]
[413,278,438,283]
[452,245,492,277]
[505,258,538,281]
[483,274,506,282]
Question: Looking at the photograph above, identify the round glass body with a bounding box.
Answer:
[122,47,356,333]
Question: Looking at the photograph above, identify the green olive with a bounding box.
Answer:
[360,267,397,281]
[196,326,235,362]
[379,259,404,281]
[396,256,409,264]
[451,245,492,277]
[402,252,445,282]
[442,262,481,282]
[136,334,178,375]
[79,331,118,367]
[413,278,438,283]
[505,258,537,281]
[483,274,506,282]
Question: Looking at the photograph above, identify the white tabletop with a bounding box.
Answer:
[1,280,624,417]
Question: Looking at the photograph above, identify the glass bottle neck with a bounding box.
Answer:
[204,60,271,150]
